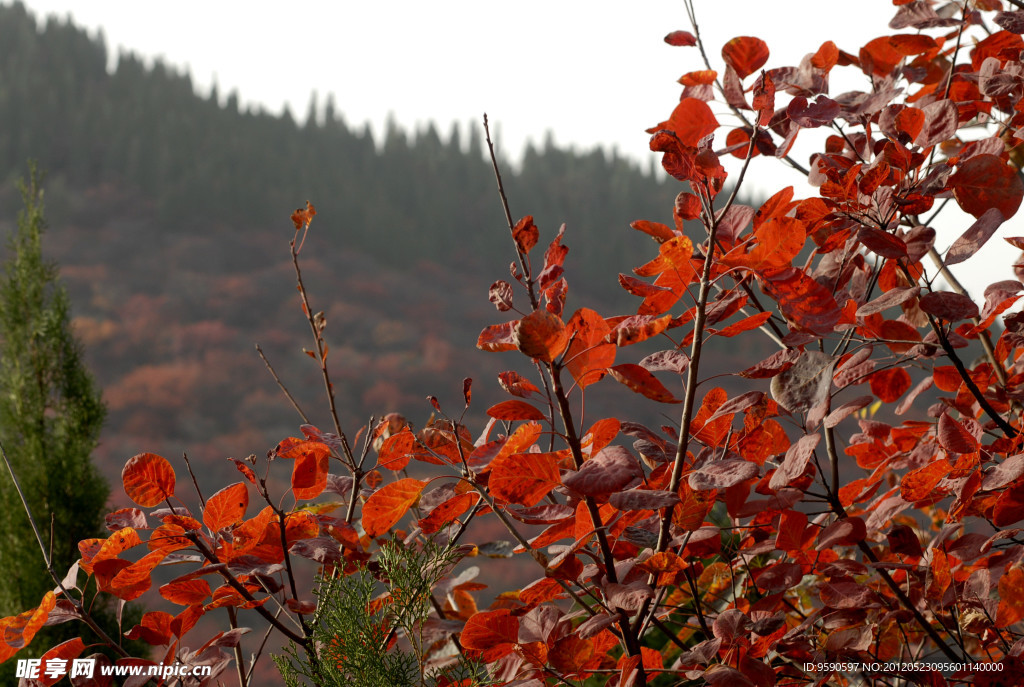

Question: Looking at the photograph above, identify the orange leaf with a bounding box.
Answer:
[722,217,804,271]
[203,482,249,531]
[490,452,562,506]
[997,565,1024,626]
[362,478,427,537]
[35,638,86,687]
[762,267,842,335]
[281,441,330,500]
[722,36,770,79]
[608,364,681,403]
[122,453,176,507]
[811,41,839,72]
[514,309,569,362]
[477,321,518,353]
[3,592,55,651]
[378,430,415,472]
[902,460,951,502]
[497,370,540,398]
[110,551,166,601]
[492,422,543,465]
[678,69,717,86]
[418,492,479,534]
[461,609,519,658]
[512,215,539,254]
[565,308,615,388]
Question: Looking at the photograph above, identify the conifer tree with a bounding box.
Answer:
[0,169,125,682]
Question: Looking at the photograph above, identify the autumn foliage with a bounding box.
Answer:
[9,1,1024,685]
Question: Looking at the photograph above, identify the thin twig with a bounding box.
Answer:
[255,343,310,424]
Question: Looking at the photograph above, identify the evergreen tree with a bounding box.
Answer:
[0,169,133,683]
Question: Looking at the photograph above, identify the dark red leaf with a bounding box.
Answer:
[787,96,839,128]
[938,413,978,454]
[946,208,1005,266]
[497,371,540,398]
[561,446,643,498]
[489,281,514,311]
[949,154,1024,219]
[919,291,980,321]
[665,30,697,46]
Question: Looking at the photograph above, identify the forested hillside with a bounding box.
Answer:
[0,2,742,493]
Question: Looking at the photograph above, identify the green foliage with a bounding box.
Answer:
[274,538,490,687]
[0,167,143,682]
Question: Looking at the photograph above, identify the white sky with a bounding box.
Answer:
[16,0,885,191]
[11,0,1020,294]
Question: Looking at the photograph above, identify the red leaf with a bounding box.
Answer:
[889,34,937,55]
[282,441,330,500]
[362,478,427,537]
[203,482,248,531]
[486,399,546,421]
[870,367,911,403]
[762,268,842,335]
[122,453,176,508]
[497,371,540,398]
[125,611,174,646]
[722,217,804,271]
[722,36,770,79]
[938,413,978,454]
[665,30,697,47]
[949,154,1024,219]
[512,216,539,254]
[490,452,562,506]
[515,309,569,362]
[654,98,719,147]
[461,609,518,658]
[608,364,682,403]
[418,492,478,534]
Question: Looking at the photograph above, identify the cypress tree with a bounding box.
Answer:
[0,169,131,682]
